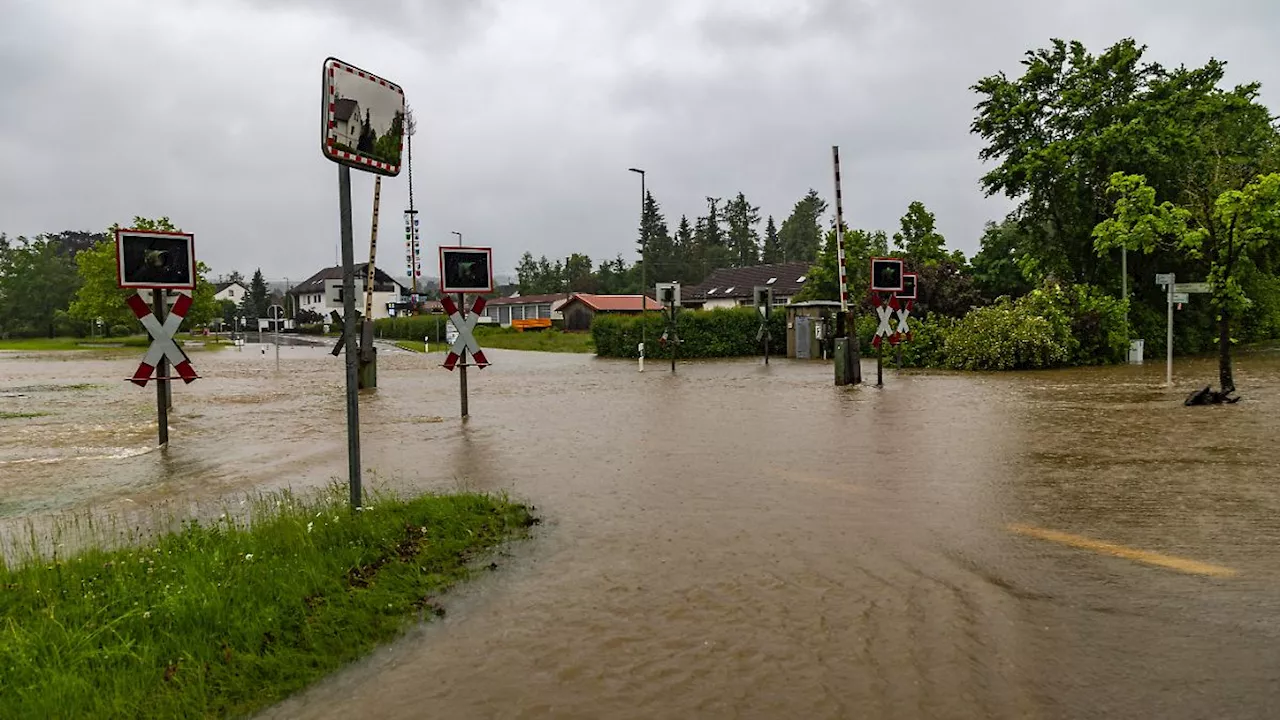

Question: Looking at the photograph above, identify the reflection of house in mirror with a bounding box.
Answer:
[333,98,361,149]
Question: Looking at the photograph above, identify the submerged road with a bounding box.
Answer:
[3,344,1279,718]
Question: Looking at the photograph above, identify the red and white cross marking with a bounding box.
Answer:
[126,293,198,386]
[872,297,895,348]
[440,296,490,371]
[894,298,913,344]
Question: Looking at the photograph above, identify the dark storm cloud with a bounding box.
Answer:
[2,0,1279,280]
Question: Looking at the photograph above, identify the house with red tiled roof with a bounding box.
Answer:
[559,293,664,331]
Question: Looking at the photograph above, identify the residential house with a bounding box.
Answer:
[214,281,247,304]
[680,262,812,310]
[288,264,407,320]
[482,293,571,328]
[558,293,663,331]
[333,98,362,149]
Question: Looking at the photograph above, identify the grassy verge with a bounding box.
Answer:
[0,335,227,352]
[0,491,536,719]
[474,326,595,353]
[395,340,426,353]
[0,411,47,420]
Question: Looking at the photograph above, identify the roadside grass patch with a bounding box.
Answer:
[0,490,537,719]
[0,411,47,420]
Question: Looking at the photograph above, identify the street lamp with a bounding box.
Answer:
[628,167,646,371]
[451,231,462,247]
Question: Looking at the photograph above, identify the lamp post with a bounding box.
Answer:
[451,231,462,247]
[628,167,646,372]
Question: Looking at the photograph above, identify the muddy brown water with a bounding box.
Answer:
[3,343,1280,719]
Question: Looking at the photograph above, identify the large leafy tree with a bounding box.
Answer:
[723,191,761,267]
[972,38,1248,287]
[779,189,827,263]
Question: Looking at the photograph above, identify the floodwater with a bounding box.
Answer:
[3,342,1280,719]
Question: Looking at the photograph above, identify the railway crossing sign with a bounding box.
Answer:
[440,295,490,371]
[895,298,913,343]
[873,299,895,348]
[126,292,198,386]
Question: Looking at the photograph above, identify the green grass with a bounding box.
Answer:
[0,335,226,352]
[395,340,427,353]
[0,411,47,420]
[0,490,536,719]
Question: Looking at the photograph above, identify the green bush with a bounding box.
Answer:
[593,308,786,358]
[109,324,132,338]
[373,314,447,343]
[941,298,1070,370]
[895,314,956,368]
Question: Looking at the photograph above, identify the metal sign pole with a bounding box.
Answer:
[458,293,469,418]
[339,165,362,509]
[757,308,768,366]
[670,305,677,374]
[1167,273,1174,387]
[152,289,169,446]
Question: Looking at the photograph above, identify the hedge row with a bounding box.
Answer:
[592,308,786,359]
[373,315,449,343]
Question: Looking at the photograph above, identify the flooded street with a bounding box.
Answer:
[4,344,1280,718]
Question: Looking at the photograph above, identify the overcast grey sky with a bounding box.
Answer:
[2,0,1278,280]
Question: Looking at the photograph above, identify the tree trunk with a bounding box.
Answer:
[1218,311,1234,393]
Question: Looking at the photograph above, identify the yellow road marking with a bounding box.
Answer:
[1007,523,1239,578]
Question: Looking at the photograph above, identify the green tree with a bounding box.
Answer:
[672,215,695,283]
[249,268,269,318]
[638,191,674,283]
[761,215,782,264]
[795,227,888,302]
[972,38,1253,286]
[779,189,827,263]
[723,191,761,267]
[564,253,596,293]
[694,197,732,277]
[970,218,1035,300]
[0,235,80,337]
[1095,172,1280,393]
[893,201,948,267]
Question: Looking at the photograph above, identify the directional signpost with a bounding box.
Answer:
[116,229,198,446]
[1157,273,1177,386]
